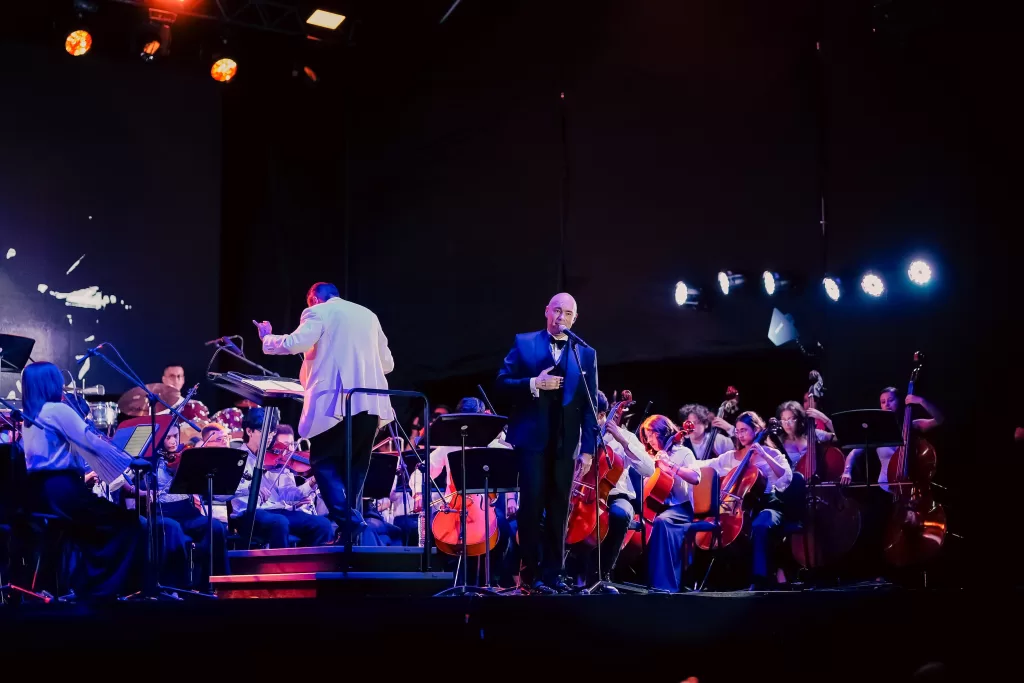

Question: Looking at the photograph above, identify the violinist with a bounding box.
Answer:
[840,387,943,488]
[124,424,230,587]
[641,415,701,594]
[703,411,793,590]
[227,408,333,548]
[573,391,656,589]
[776,400,835,468]
[679,404,735,459]
[19,361,148,598]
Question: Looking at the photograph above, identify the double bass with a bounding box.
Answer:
[694,419,782,550]
[564,391,632,549]
[883,352,946,566]
[790,371,861,568]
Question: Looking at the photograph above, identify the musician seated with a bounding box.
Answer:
[679,404,735,459]
[640,415,701,593]
[227,409,333,549]
[777,400,835,468]
[702,411,793,590]
[123,425,229,587]
[570,391,656,589]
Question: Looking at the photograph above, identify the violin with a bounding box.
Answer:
[883,352,946,567]
[565,391,633,549]
[694,419,782,551]
[264,440,313,476]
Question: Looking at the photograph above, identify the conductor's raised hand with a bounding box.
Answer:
[253,320,273,340]
[535,366,563,391]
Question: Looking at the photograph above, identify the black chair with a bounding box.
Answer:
[682,467,722,591]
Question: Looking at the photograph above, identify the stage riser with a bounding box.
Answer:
[212,572,454,599]
[227,546,442,575]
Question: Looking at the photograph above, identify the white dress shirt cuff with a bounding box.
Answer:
[530,377,539,398]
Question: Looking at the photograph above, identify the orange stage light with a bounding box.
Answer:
[65,30,92,57]
[211,58,238,83]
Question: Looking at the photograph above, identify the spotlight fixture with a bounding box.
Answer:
[137,9,175,62]
[822,276,842,302]
[861,272,885,297]
[210,57,238,83]
[65,29,92,57]
[292,64,320,85]
[674,281,700,308]
[306,9,346,30]
[717,271,745,296]
[907,259,932,286]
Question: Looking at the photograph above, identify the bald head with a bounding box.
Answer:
[545,292,578,336]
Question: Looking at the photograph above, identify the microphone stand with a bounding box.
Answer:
[82,344,203,601]
[205,343,279,379]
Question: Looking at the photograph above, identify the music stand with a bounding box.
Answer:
[831,409,903,487]
[429,413,507,597]
[443,447,518,590]
[0,334,34,404]
[168,447,246,594]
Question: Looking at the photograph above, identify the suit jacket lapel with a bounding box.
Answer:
[534,330,553,371]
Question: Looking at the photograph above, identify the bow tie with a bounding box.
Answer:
[549,336,567,350]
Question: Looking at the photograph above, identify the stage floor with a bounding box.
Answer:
[0,586,1013,681]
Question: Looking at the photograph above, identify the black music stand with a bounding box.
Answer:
[444,447,518,590]
[831,410,903,487]
[0,334,33,404]
[168,447,246,595]
[429,412,507,597]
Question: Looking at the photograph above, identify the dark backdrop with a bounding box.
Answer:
[0,39,222,398]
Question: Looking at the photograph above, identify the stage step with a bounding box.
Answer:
[227,545,442,575]
[210,571,454,599]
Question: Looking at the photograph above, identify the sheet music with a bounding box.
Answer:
[238,377,303,395]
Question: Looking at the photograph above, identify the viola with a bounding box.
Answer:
[565,391,633,549]
[883,352,946,567]
[694,420,782,551]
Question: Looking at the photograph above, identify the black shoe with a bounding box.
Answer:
[530,581,558,595]
[597,583,619,595]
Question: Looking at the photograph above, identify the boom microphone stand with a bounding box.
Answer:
[79,343,205,600]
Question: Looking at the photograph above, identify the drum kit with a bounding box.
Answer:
[88,382,251,440]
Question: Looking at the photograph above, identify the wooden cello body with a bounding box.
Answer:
[884,354,946,566]
[432,493,499,556]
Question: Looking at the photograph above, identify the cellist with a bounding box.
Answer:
[571,391,656,588]
[641,415,702,593]
[678,403,735,459]
[702,411,793,590]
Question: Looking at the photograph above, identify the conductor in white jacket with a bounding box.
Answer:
[254,282,395,538]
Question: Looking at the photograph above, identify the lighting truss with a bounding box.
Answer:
[106,1,318,36]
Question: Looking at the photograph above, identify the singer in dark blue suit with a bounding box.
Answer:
[496,293,598,594]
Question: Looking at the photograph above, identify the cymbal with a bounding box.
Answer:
[146,382,182,407]
[117,383,182,417]
[117,387,149,417]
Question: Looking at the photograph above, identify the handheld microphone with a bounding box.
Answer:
[557,325,591,348]
[77,344,105,365]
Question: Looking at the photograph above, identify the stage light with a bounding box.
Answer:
[861,272,885,297]
[823,277,842,302]
[136,12,173,62]
[763,271,777,296]
[65,29,92,56]
[210,58,238,83]
[907,259,932,286]
[717,271,745,296]
[674,281,700,308]
[306,9,346,29]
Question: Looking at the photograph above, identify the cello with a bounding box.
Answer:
[432,492,500,556]
[694,419,782,551]
[697,387,740,460]
[617,418,696,562]
[883,352,946,566]
[564,391,632,549]
[790,373,861,568]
